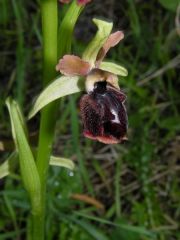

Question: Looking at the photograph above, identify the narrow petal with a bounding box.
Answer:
[96,31,124,66]
[56,55,91,76]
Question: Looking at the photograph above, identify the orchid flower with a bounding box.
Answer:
[28,19,128,144]
[56,19,128,144]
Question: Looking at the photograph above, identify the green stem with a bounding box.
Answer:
[38,0,58,185]
[31,212,44,240]
[33,0,58,239]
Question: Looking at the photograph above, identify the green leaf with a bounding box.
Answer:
[158,0,179,11]
[99,61,128,76]
[82,18,113,65]
[50,156,75,171]
[0,152,75,179]
[0,152,18,179]
[28,76,82,119]
[6,98,41,214]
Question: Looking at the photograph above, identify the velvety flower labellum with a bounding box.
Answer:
[80,80,128,144]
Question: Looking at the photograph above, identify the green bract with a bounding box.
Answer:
[28,76,81,119]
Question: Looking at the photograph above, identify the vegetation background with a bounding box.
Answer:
[0,0,179,239]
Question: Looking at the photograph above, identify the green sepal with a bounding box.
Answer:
[82,18,113,65]
[99,61,128,77]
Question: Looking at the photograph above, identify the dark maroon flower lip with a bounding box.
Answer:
[80,82,128,144]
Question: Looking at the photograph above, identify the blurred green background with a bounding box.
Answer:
[0,0,180,239]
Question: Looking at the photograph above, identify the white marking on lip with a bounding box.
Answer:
[111,109,120,123]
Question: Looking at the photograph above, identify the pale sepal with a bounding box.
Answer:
[82,18,113,65]
[99,61,128,77]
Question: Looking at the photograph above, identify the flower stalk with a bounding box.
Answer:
[37,0,58,184]
[34,0,58,239]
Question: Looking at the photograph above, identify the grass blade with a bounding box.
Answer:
[73,211,156,238]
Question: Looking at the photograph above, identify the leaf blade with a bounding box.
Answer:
[73,212,156,238]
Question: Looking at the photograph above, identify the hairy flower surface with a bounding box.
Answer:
[80,79,128,144]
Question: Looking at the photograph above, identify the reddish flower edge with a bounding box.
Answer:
[84,131,127,144]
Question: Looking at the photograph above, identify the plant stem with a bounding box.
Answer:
[38,0,58,185]
[34,0,58,239]
[31,212,44,240]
